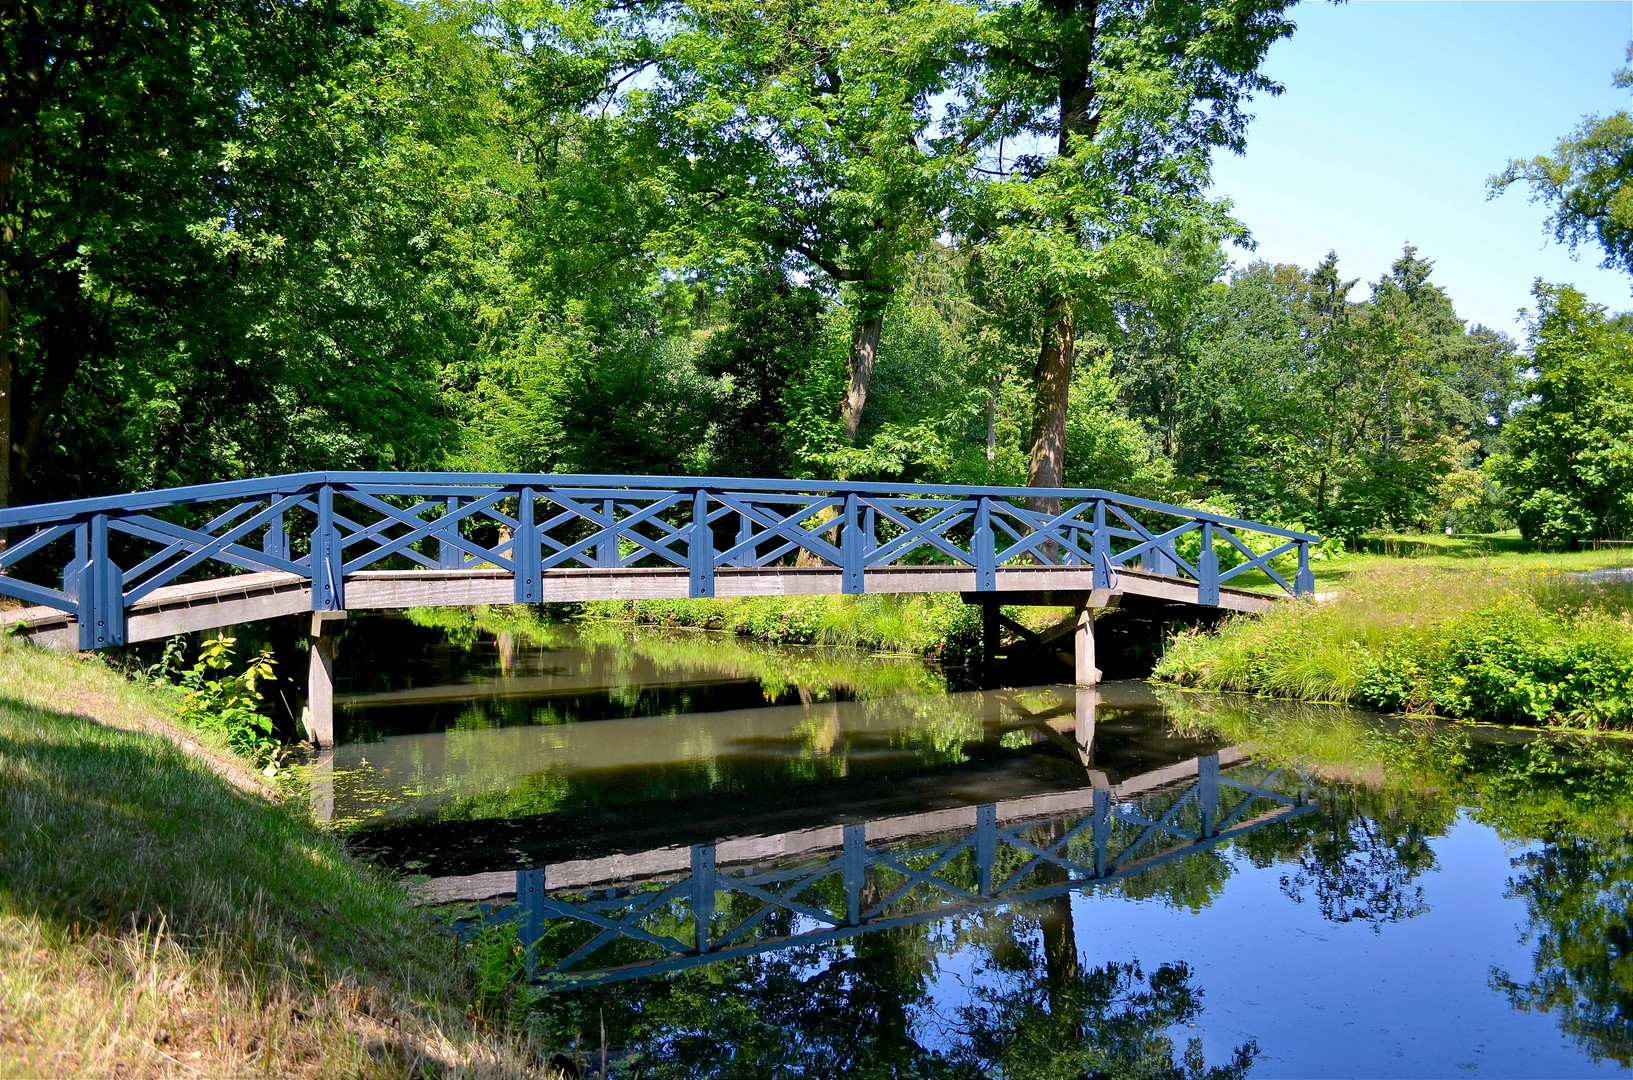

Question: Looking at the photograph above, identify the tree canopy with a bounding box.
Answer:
[1,1,1628,546]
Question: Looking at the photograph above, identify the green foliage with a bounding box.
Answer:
[1156,564,1633,729]
[1491,283,1633,543]
[1491,45,1633,278]
[176,635,280,757]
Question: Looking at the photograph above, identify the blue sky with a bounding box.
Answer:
[1209,0,1631,341]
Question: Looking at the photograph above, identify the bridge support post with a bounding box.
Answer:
[1074,612,1100,686]
[980,601,1000,667]
[303,610,347,748]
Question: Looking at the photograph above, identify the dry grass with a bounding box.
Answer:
[0,640,552,1078]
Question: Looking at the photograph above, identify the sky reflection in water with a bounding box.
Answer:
[332,612,1633,1077]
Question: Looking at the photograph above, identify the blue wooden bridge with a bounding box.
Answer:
[0,473,1317,742]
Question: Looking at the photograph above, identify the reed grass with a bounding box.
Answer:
[0,639,550,1078]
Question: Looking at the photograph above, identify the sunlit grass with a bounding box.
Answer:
[1156,560,1633,728]
[0,640,548,1077]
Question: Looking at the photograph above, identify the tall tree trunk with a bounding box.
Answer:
[1026,296,1075,517]
[841,308,885,446]
[0,281,10,520]
[1025,0,1094,514]
[985,375,999,462]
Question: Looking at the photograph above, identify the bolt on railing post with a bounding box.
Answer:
[312,484,344,611]
[439,497,462,570]
[689,488,714,598]
[1092,500,1110,588]
[841,491,864,594]
[62,522,88,603]
[1295,540,1315,597]
[596,499,618,568]
[79,513,124,649]
[515,487,540,602]
[1197,520,1220,606]
[974,498,996,591]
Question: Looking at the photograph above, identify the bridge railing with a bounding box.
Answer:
[0,472,1319,648]
[450,756,1316,988]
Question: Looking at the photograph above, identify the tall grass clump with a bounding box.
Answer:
[1155,563,1633,729]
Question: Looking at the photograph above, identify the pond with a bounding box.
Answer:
[323,610,1633,1078]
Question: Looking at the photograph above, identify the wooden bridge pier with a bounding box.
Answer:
[303,610,347,748]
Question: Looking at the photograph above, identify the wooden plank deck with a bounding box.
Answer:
[6,564,1279,649]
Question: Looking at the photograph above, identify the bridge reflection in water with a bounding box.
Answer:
[426,749,1314,989]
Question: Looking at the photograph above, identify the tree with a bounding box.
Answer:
[965,0,1295,506]
[646,0,984,454]
[0,0,460,512]
[698,267,827,477]
[1492,283,1633,543]
[1491,44,1633,278]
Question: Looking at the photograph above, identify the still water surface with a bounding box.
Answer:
[327,612,1633,1078]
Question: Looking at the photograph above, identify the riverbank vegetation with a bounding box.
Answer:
[1155,562,1633,728]
[0,638,546,1076]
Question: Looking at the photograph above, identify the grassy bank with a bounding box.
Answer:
[0,639,542,1077]
[1155,562,1633,729]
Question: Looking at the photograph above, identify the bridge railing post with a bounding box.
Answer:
[976,804,997,897]
[597,498,619,568]
[1092,500,1110,588]
[311,485,344,611]
[1295,540,1315,597]
[439,497,462,570]
[1198,753,1220,838]
[1093,788,1110,877]
[974,498,996,591]
[841,491,864,594]
[843,823,866,925]
[263,497,288,562]
[1197,521,1219,606]
[515,487,540,602]
[517,868,545,979]
[62,522,88,603]
[689,488,714,598]
[692,845,716,954]
[78,513,124,650]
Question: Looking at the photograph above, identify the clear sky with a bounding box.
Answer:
[1209,0,1632,341]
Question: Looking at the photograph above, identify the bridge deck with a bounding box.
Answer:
[6,563,1277,649]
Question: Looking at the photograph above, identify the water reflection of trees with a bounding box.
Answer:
[1161,686,1633,1061]
[533,913,1257,1080]
[1493,833,1633,1067]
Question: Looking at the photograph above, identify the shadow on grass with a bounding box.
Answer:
[0,692,500,1074]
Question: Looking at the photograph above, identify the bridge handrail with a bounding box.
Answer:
[0,472,1322,541]
[0,472,1320,649]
